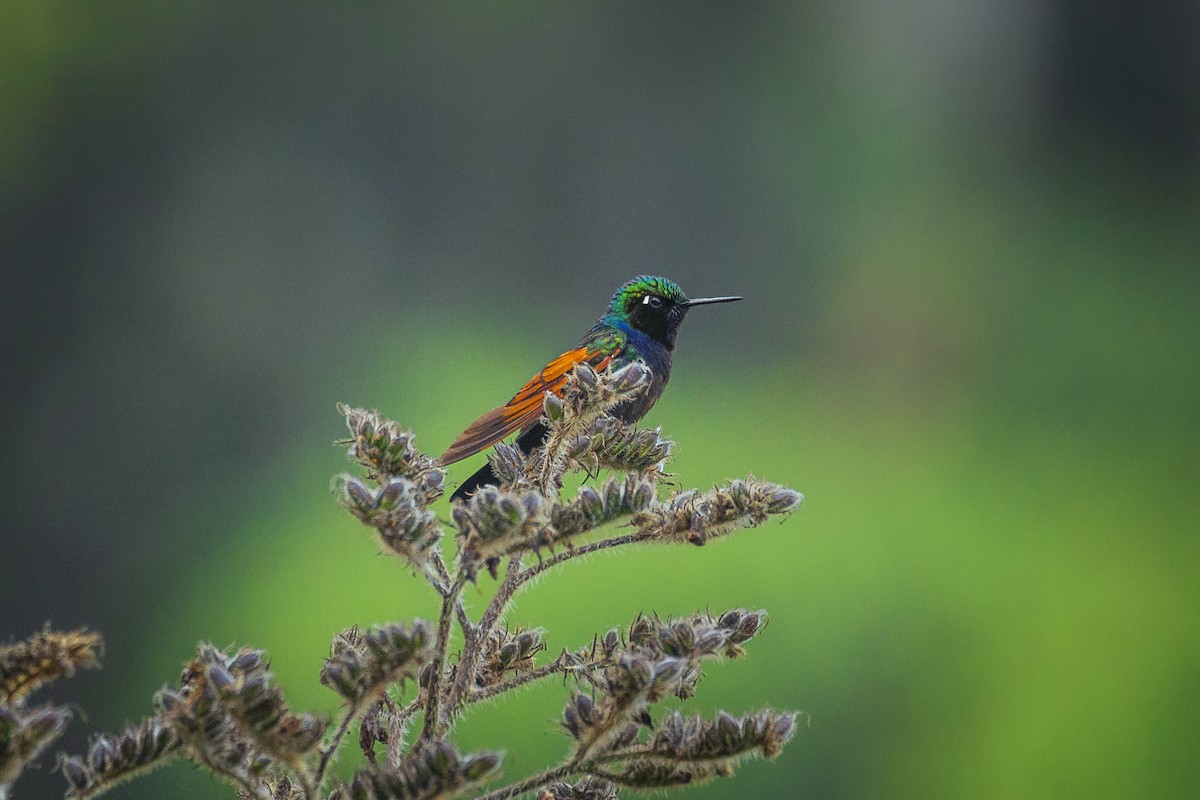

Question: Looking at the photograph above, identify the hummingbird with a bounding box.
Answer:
[441,276,742,501]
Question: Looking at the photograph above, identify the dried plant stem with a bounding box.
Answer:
[440,556,524,735]
[314,698,362,787]
[384,696,422,769]
[471,741,685,800]
[187,744,269,800]
[521,529,658,584]
[466,660,562,705]
[443,530,658,734]
[475,556,525,647]
[471,761,583,800]
[420,575,467,744]
[430,551,477,636]
[282,761,317,800]
[534,443,561,497]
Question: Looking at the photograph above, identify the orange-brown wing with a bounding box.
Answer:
[439,339,622,465]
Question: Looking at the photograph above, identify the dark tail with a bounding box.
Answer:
[448,423,548,503]
[449,461,498,502]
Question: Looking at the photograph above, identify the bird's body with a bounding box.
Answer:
[441,276,740,501]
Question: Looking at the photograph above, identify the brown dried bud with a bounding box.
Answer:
[338,404,443,491]
[60,717,179,799]
[321,623,433,705]
[0,627,102,704]
[538,777,618,800]
[634,477,802,545]
[644,709,798,764]
[348,743,501,799]
[335,475,444,566]
[0,704,72,792]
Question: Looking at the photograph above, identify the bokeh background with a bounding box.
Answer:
[4,3,1199,798]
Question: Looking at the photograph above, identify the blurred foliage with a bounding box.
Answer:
[3,2,1199,799]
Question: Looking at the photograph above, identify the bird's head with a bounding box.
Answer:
[608,275,741,349]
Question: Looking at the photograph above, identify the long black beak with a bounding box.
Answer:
[681,295,742,307]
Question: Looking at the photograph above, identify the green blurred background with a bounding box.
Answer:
[3,3,1198,798]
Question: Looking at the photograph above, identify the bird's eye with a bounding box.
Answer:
[645,296,663,308]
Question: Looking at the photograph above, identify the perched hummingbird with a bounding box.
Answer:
[441,275,741,501]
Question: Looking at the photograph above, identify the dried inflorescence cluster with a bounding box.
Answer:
[451,474,657,579]
[58,717,177,799]
[526,363,653,493]
[320,624,433,707]
[582,709,797,791]
[0,628,101,797]
[321,367,803,798]
[335,407,447,578]
[194,645,327,768]
[634,478,803,546]
[563,416,674,478]
[339,404,444,489]
[38,362,803,800]
[536,777,618,800]
[0,628,102,706]
[475,627,546,690]
[554,607,778,773]
[337,475,445,568]
[338,742,502,800]
[57,643,328,800]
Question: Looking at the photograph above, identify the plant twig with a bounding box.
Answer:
[521,529,658,584]
[440,556,524,734]
[314,699,361,788]
[466,652,610,706]
[385,695,423,768]
[430,551,477,636]
[471,761,583,800]
[183,741,269,800]
[419,575,466,745]
[446,534,662,729]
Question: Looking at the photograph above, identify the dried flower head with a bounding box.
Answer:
[453,475,658,579]
[486,443,530,491]
[476,627,545,689]
[1,704,73,793]
[558,608,768,709]
[347,741,501,800]
[536,776,618,800]
[0,627,102,705]
[526,363,652,494]
[336,474,444,568]
[647,709,798,762]
[452,485,548,577]
[546,475,656,545]
[59,717,178,799]
[321,623,433,706]
[635,477,803,545]
[563,416,674,478]
[339,405,444,492]
[193,645,326,765]
[562,654,686,759]
[628,609,767,663]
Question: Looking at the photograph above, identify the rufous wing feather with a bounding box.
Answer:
[439,344,618,465]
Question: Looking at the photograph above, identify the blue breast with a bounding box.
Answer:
[607,318,673,424]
